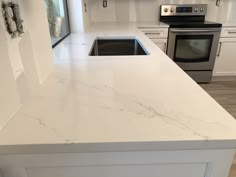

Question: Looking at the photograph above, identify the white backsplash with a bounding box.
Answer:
[0,0,54,129]
[206,0,236,23]
[85,0,236,24]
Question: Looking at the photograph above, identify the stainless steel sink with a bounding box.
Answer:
[89,38,149,56]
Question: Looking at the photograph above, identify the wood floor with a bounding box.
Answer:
[201,76,236,119]
[200,76,236,177]
[229,164,236,177]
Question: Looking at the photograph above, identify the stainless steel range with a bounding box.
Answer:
[160,4,222,83]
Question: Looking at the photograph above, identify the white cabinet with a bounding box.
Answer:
[139,27,168,53]
[26,163,206,177]
[221,27,236,38]
[151,38,168,53]
[214,28,236,76]
[0,150,234,177]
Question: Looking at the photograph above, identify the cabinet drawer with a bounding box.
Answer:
[26,163,206,177]
[139,27,168,39]
[221,28,236,38]
[213,41,236,76]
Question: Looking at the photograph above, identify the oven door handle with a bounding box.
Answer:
[170,29,221,33]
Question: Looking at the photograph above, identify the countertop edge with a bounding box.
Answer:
[0,140,236,155]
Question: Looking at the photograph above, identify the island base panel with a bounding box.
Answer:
[0,149,234,177]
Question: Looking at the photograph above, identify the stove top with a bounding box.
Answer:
[160,4,222,28]
[163,21,222,28]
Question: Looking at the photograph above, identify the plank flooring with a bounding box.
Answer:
[229,164,236,177]
[200,76,236,177]
[200,76,236,119]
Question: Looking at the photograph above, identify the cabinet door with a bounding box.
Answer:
[1,150,234,177]
[214,39,236,76]
[151,39,167,53]
[155,42,167,53]
[26,163,206,177]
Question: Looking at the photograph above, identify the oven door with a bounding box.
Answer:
[167,28,221,71]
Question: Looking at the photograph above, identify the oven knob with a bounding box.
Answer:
[200,7,204,12]
[170,8,174,13]
[164,8,169,13]
[194,8,198,12]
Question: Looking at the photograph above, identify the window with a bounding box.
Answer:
[44,0,70,47]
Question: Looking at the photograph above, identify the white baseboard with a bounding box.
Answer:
[213,72,236,76]
[233,154,236,164]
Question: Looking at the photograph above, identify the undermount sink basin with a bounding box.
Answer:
[89,37,149,56]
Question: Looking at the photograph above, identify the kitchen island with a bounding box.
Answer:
[0,23,236,177]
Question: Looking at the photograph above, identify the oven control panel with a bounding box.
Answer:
[161,4,207,16]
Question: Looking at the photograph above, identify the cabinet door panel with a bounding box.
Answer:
[151,39,167,53]
[26,163,206,177]
[154,42,166,53]
[214,41,236,76]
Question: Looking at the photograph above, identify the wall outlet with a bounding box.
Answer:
[103,0,107,8]
[216,0,222,7]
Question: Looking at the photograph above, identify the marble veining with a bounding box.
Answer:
[0,23,236,153]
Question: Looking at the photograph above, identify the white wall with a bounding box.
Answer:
[68,0,90,32]
[0,1,26,79]
[68,0,84,32]
[0,24,21,129]
[206,0,236,23]
[0,0,53,128]
[85,0,236,24]
[0,0,53,83]
[21,0,54,83]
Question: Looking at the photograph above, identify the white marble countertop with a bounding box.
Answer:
[136,21,169,28]
[210,20,236,28]
[1,23,236,154]
[222,22,236,27]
